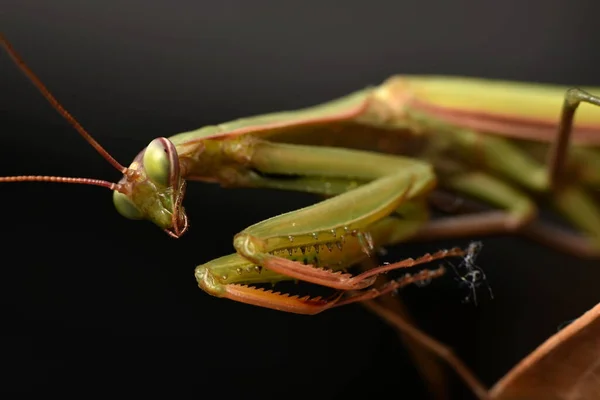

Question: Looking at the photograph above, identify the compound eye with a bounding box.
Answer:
[113,190,143,220]
[143,137,180,188]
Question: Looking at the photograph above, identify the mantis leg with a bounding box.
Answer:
[231,142,458,287]
[195,141,467,312]
[534,89,600,255]
[549,186,600,254]
[197,248,461,315]
[419,185,600,257]
[237,243,464,291]
[549,88,600,188]
[415,171,600,256]
[412,172,537,240]
[330,266,447,308]
[521,220,600,258]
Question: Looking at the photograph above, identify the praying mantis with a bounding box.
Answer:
[2,33,600,317]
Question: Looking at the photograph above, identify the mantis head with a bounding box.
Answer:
[113,138,189,238]
[1,35,188,238]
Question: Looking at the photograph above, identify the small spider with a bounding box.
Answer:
[447,241,494,306]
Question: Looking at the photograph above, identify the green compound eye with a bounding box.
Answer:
[113,190,143,220]
[143,137,179,188]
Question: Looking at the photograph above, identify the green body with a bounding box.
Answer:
[111,75,600,313]
[4,32,599,313]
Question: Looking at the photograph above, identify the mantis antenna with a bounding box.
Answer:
[0,33,127,192]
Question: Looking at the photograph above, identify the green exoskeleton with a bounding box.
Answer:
[2,34,600,314]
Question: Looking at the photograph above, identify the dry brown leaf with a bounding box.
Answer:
[490,302,600,400]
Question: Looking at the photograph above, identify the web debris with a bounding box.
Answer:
[446,241,494,306]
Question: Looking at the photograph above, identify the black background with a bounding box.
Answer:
[2,1,600,398]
